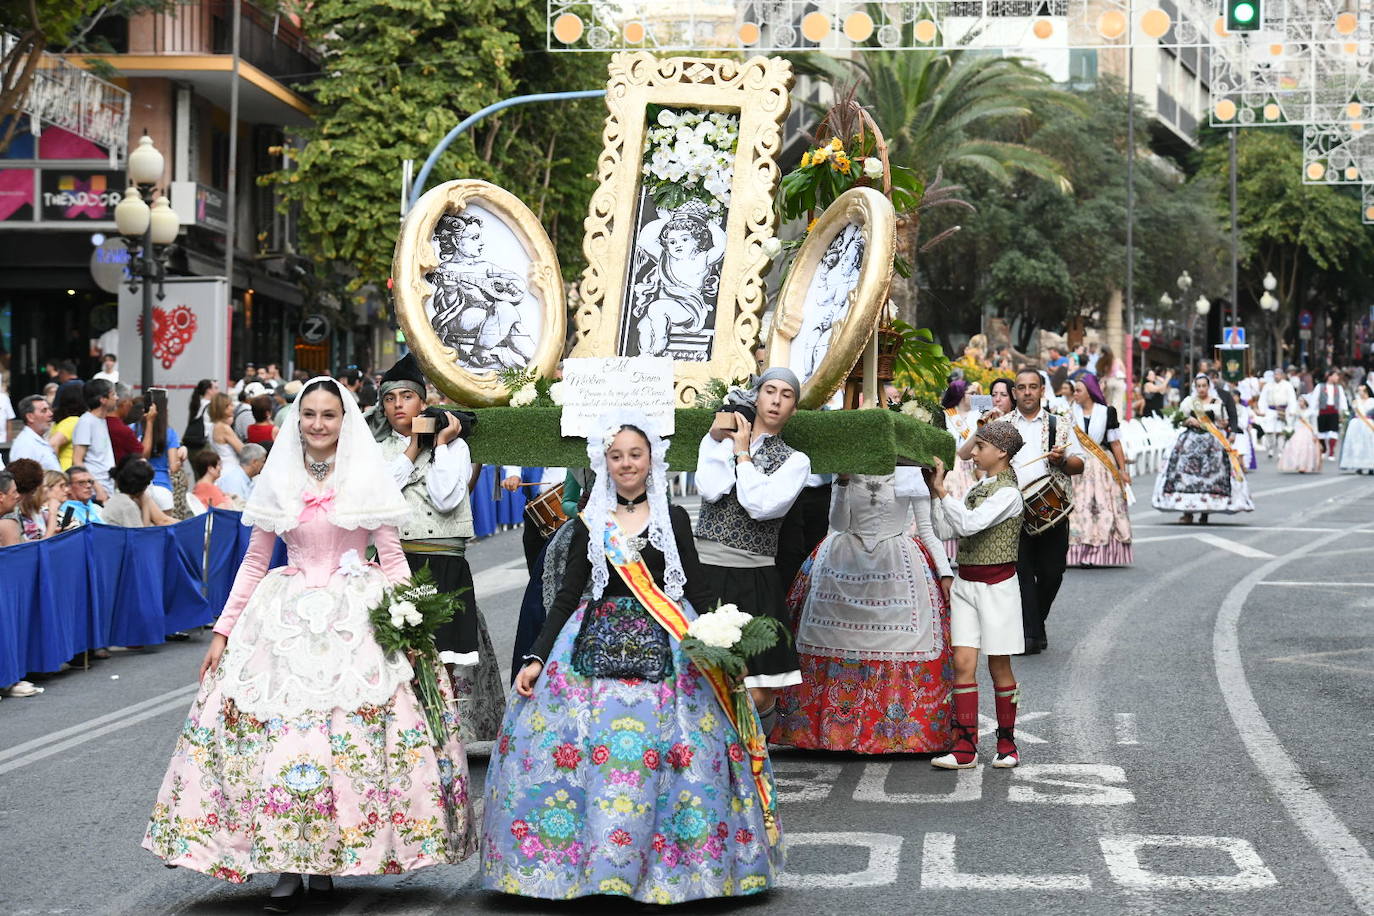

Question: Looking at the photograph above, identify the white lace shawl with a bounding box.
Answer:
[583,409,686,602]
[241,376,411,534]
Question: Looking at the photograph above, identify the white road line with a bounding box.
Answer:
[778,832,904,889]
[1191,532,1275,558]
[1114,713,1140,745]
[1133,524,1368,533]
[1099,834,1277,891]
[0,685,198,776]
[0,682,198,762]
[1214,524,1374,913]
[1249,475,1355,498]
[920,833,1092,890]
[1260,581,1374,588]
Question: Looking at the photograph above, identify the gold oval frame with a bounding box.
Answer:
[766,187,896,409]
[393,179,565,406]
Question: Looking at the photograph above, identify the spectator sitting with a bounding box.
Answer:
[103,457,174,528]
[10,394,62,471]
[59,466,104,526]
[0,468,21,547]
[233,383,266,439]
[93,353,119,383]
[8,459,59,541]
[221,443,267,502]
[71,380,117,500]
[191,449,235,509]
[46,385,86,470]
[147,446,204,520]
[107,383,146,465]
[43,470,71,530]
[245,395,278,449]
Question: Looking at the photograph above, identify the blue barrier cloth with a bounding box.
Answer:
[0,511,282,688]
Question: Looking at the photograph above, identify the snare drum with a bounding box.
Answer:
[524,483,569,539]
[1020,474,1073,535]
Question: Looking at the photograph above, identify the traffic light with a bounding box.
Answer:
[1226,0,1261,31]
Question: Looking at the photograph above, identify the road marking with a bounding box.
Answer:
[1249,476,1354,498]
[920,833,1092,890]
[772,761,844,804]
[1008,764,1136,806]
[1099,834,1278,891]
[1133,524,1367,533]
[979,710,1047,744]
[1190,532,1275,558]
[1114,713,1140,745]
[852,762,984,804]
[0,682,198,769]
[1266,647,1374,678]
[1215,523,1374,912]
[1260,581,1374,588]
[776,832,903,889]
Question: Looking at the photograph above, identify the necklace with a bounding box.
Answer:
[616,492,648,513]
[306,454,335,481]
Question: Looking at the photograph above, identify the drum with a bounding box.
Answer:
[1021,474,1073,535]
[524,483,568,539]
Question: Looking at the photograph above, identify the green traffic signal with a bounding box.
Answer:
[1226,0,1261,30]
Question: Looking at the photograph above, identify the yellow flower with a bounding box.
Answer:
[741,874,769,891]
[698,711,717,732]
[834,153,852,174]
[500,874,521,894]
[800,151,812,168]
[649,888,674,904]
[812,146,832,163]
[830,137,844,151]
[600,878,634,895]
[528,711,547,731]
[611,795,634,813]
[612,716,645,732]
[806,218,818,233]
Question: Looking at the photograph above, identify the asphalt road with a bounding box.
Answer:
[3,461,1373,916]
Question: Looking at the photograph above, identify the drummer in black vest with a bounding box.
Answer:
[1002,369,1085,655]
[695,368,811,730]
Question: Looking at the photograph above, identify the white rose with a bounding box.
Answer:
[509,385,536,408]
[548,381,566,406]
[688,614,742,649]
[761,237,783,258]
[389,610,405,629]
[403,607,423,627]
[657,109,678,128]
[391,600,418,627]
[862,156,884,179]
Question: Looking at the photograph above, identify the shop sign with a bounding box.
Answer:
[40,169,123,221]
[300,313,331,344]
[170,181,228,232]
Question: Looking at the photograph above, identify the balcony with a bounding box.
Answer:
[2,32,131,153]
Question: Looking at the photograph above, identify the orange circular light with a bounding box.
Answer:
[1365,206,1374,220]
[1140,9,1171,39]
[739,22,760,45]
[1214,16,1230,37]
[1307,162,1327,180]
[1033,19,1054,39]
[1270,43,1284,56]
[1346,166,1360,180]
[914,19,938,42]
[552,13,584,44]
[1336,12,1359,35]
[1348,102,1364,118]
[844,12,875,42]
[802,11,832,41]
[1098,10,1127,38]
[1264,103,1280,120]
[1214,99,1238,121]
[1354,121,1365,132]
[623,21,645,43]
[1345,41,1359,54]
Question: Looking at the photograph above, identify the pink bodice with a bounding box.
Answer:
[213,489,411,637]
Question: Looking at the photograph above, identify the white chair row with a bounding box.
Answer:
[1119,416,1178,473]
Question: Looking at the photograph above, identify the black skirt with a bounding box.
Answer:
[1317,410,1341,434]
[406,552,480,655]
[698,562,801,684]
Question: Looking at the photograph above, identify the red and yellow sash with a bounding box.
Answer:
[593,518,780,846]
[1197,413,1246,480]
[1071,423,1130,501]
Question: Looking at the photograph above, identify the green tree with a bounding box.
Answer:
[1197,127,1372,364]
[266,0,608,298]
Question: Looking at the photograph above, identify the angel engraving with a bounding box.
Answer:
[626,201,726,360]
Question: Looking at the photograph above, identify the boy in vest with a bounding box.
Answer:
[929,420,1026,769]
[371,353,505,740]
[695,367,812,731]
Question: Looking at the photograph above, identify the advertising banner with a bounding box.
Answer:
[119,277,230,424]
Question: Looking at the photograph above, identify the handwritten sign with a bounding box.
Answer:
[560,356,676,438]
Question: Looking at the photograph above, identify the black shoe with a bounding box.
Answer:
[264,875,305,914]
[306,875,334,897]
[165,631,191,642]
[1040,635,1049,651]
[1022,639,1043,655]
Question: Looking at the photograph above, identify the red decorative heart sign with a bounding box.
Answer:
[135,304,198,369]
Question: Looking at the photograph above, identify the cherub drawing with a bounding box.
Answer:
[796,224,865,379]
[427,211,537,371]
[627,201,726,359]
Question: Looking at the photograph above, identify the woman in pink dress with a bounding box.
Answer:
[1278,395,1324,473]
[142,378,477,912]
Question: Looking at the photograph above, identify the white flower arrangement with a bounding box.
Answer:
[685,602,754,649]
[388,599,422,629]
[547,381,566,406]
[861,156,884,179]
[900,400,933,424]
[509,384,537,408]
[642,108,740,211]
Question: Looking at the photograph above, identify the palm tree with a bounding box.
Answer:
[792,45,1082,321]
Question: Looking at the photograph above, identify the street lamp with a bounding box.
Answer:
[116,133,181,396]
[1178,270,1193,294]
[1190,294,1211,378]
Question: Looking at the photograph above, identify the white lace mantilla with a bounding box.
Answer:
[216,567,415,719]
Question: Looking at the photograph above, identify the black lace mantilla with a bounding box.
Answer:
[571,597,673,682]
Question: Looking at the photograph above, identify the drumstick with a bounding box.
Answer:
[1017,450,1056,467]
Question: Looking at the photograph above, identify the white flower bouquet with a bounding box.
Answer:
[680,602,786,748]
[641,107,740,211]
[367,565,462,745]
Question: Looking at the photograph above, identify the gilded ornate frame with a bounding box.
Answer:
[570,52,793,406]
[765,187,896,410]
[393,179,565,407]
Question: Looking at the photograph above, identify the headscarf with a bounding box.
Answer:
[371,353,429,442]
[755,366,801,399]
[1072,370,1107,406]
[975,420,1024,458]
[582,409,686,602]
[242,376,410,535]
[941,379,968,410]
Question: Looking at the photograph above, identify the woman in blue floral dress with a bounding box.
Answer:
[481,413,783,904]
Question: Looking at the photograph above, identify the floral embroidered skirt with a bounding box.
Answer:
[480,597,783,904]
[142,653,478,882]
[1152,428,1255,514]
[773,540,953,755]
[1067,455,1133,568]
